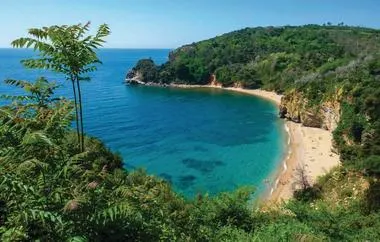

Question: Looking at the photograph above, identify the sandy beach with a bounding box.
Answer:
[223,87,340,202]
[268,122,340,202]
[223,87,282,105]
[171,85,340,202]
[170,85,282,105]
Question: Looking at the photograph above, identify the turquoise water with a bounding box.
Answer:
[0,49,285,197]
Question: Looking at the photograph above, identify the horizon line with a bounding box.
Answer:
[0,47,175,50]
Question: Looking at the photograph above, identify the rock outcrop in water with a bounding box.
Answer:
[125,58,162,85]
[125,69,145,85]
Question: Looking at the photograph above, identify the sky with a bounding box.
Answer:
[1,0,379,48]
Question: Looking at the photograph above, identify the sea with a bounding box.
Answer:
[0,48,286,198]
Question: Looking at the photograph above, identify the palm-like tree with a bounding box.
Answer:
[11,22,110,152]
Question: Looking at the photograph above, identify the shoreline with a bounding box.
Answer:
[169,84,282,105]
[168,84,340,202]
[267,122,340,203]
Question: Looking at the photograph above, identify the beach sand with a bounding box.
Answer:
[171,85,340,202]
[223,87,340,202]
[170,85,282,105]
[223,87,282,105]
[268,122,340,202]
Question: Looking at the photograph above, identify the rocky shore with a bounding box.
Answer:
[279,89,341,131]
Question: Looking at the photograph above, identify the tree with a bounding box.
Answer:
[11,22,110,152]
[293,164,322,202]
[134,59,159,82]
[293,164,311,191]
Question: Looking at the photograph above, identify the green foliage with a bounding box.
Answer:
[253,218,325,241]
[130,25,380,89]
[215,63,261,88]
[294,186,322,202]
[11,22,110,77]
[284,200,380,240]
[1,77,60,107]
[12,22,110,152]
[327,56,380,174]
[364,180,380,212]
[132,59,159,82]
[362,156,380,175]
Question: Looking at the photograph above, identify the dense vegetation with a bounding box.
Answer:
[2,23,380,240]
[129,25,379,87]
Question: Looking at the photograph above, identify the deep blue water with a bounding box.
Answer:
[0,48,285,197]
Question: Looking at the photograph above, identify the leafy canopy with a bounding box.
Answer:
[11,22,110,81]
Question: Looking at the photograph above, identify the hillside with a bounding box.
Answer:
[128,25,380,88]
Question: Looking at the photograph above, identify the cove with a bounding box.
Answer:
[0,49,285,197]
[118,86,286,197]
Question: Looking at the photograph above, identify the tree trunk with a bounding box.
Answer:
[76,79,85,152]
[71,80,81,150]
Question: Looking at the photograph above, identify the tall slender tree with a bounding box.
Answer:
[11,22,110,151]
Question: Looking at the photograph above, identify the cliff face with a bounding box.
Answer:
[209,74,223,87]
[125,69,143,84]
[279,89,341,131]
[320,96,341,131]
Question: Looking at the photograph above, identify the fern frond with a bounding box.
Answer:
[23,209,64,226]
[93,203,137,224]
[68,236,88,242]
[22,131,53,147]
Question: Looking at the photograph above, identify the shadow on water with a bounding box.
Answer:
[182,158,225,174]
[177,175,197,189]
[193,145,209,152]
[123,163,136,170]
[159,173,173,184]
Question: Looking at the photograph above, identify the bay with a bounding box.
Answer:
[0,48,285,197]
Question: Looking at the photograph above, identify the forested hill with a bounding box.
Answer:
[128,24,380,89]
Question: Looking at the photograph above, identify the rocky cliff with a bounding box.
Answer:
[209,74,223,87]
[279,89,341,131]
[125,69,144,84]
